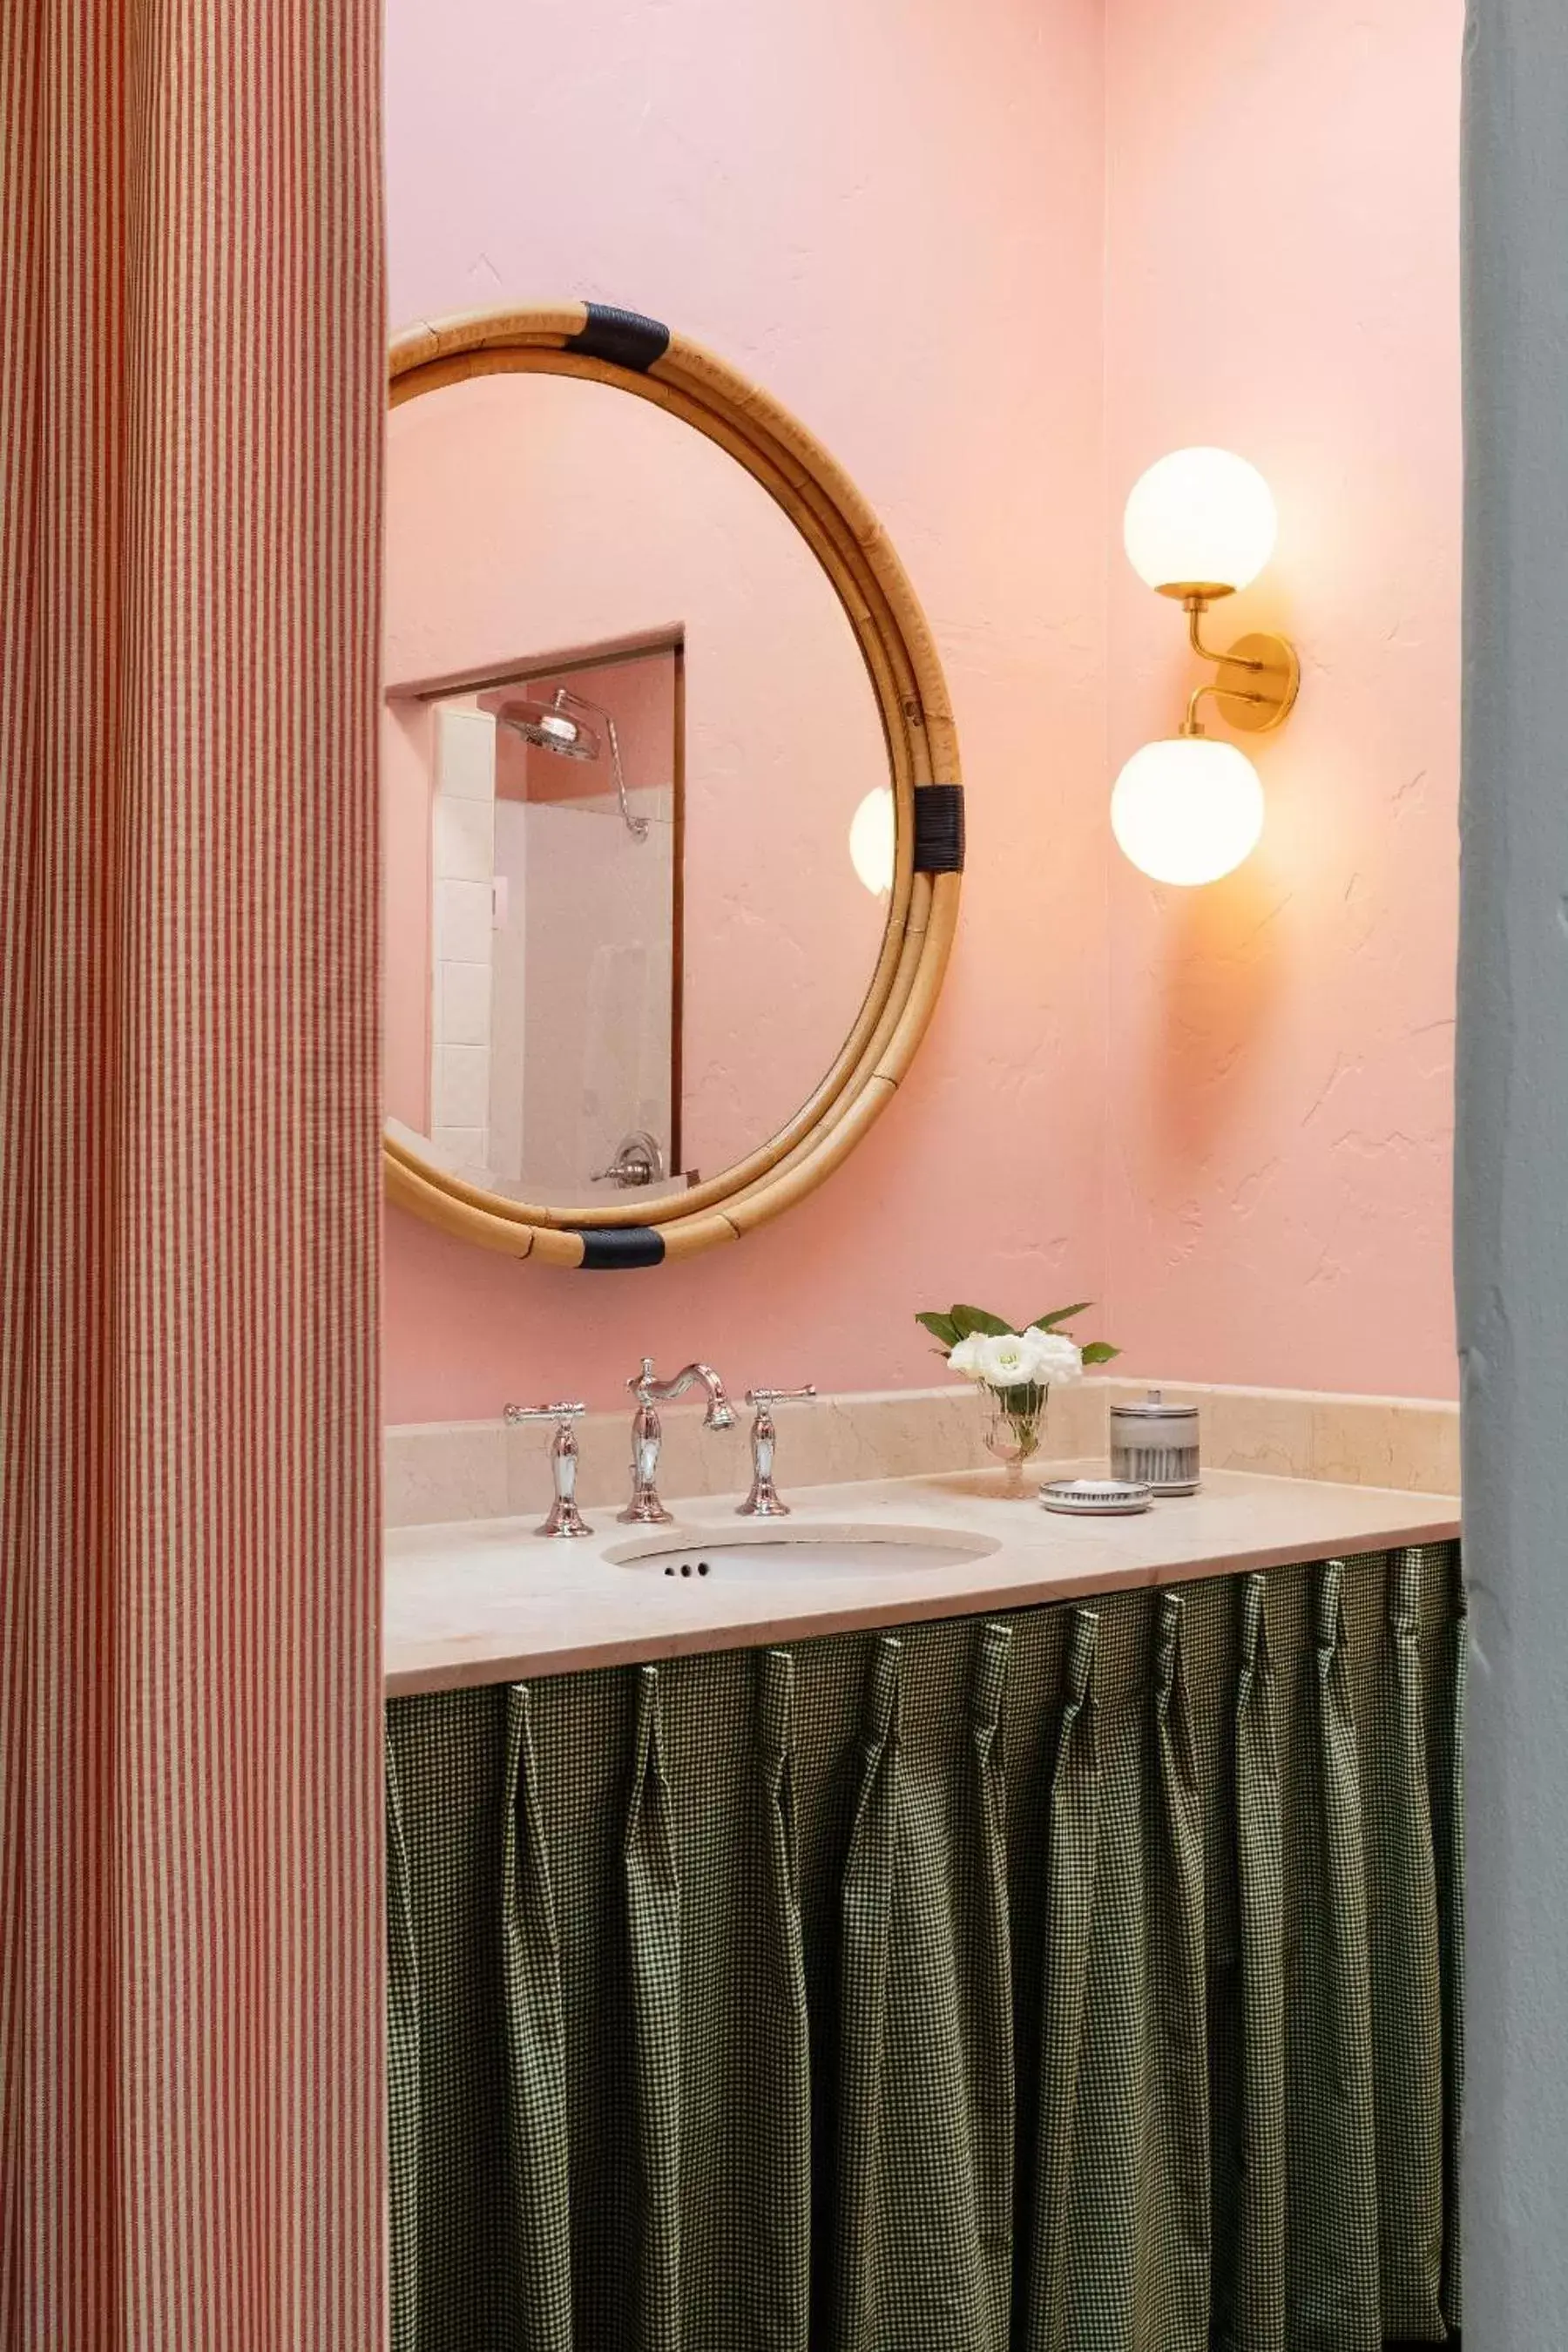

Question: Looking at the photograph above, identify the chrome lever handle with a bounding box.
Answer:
[621,1359,671,1525]
[738,1384,817,1518]
[504,1402,591,1538]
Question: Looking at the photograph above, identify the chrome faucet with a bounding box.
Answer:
[620,1356,735,1525]
[591,1129,666,1188]
[504,1401,591,1538]
[738,1385,818,1517]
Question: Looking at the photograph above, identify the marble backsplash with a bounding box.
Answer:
[385,1377,1459,1530]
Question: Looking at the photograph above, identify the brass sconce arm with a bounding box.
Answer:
[1185,596,1254,664]
[1175,592,1300,738]
[1181,676,1272,738]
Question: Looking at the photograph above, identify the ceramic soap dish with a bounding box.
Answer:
[1039,1476,1153,1517]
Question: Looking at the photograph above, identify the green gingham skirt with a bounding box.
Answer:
[387,1544,1464,2352]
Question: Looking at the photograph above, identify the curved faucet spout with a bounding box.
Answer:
[632,1357,735,1430]
[620,1356,736,1526]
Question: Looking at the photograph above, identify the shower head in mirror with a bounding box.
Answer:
[478,683,649,841]
[482,686,601,763]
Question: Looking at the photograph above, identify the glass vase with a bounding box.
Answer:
[982,1380,1048,1495]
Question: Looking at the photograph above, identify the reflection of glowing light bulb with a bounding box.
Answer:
[849,787,896,896]
[1111,736,1264,885]
[1123,447,1277,595]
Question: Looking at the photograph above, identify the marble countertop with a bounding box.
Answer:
[384,1460,1461,1697]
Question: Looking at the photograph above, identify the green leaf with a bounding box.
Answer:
[915,1310,962,1349]
[950,1304,1015,1339]
[1026,1301,1093,1333]
[1080,1340,1121,1366]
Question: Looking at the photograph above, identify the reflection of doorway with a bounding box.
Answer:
[484,637,684,1197]
[392,627,689,1200]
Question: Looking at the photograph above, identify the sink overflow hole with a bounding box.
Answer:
[663,1560,712,1578]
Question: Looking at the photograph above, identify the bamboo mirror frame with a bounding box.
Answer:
[383,301,963,1268]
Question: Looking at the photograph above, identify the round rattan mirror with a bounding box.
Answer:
[382,301,963,1268]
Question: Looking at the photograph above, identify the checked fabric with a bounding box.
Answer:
[388,1544,1463,2352]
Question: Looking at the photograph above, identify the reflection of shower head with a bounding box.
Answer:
[485,688,601,763]
[477,683,650,841]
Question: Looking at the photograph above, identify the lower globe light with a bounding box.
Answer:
[1110,735,1265,886]
[848,785,896,896]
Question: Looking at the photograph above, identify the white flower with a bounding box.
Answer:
[973,1331,1050,1389]
[1020,1328,1085,1386]
[947,1325,1085,1390]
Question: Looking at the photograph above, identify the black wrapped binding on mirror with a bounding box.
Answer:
[565,303,671,373]
[571,1227,667,1271]
[913,783,965,874]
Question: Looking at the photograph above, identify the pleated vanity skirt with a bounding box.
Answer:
[387,1543,1464,2352]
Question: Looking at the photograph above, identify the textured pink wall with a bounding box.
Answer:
[383,0,1111,1421]
[382,0,1460,1426]
[1102,0,1462,1400]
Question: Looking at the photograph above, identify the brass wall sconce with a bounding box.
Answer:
[1112,447,1301,884]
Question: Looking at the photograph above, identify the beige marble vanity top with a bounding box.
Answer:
[384,1461,1461,1697]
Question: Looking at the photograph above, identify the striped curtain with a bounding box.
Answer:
[0,9,384,2349]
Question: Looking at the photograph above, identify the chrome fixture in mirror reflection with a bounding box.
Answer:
[480,683,651,841]
[592,1130,667,1188]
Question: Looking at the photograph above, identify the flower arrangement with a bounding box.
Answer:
[916,1301,1119,1486]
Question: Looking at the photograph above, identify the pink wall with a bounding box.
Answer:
[1102,0,1463,1400]
[382,0,1460,1426]
[383,0,1111,1421]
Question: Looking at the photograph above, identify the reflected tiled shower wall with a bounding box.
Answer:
[429,705,497,1167]
[512,652,677,1200]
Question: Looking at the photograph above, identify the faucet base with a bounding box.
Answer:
[538,1500,593,1538]
[737,1489,793,1519]
[618,1495,676,1527]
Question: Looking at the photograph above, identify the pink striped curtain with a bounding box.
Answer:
[0,8,384,2349]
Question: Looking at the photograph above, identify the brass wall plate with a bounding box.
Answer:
[1214,630,1300,733]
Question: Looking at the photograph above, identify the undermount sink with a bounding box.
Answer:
[608,1524,1001,1582]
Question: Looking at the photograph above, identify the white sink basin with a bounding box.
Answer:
[608,1524,1001,1582]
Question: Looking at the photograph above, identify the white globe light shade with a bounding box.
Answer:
[1111,736,1265,885]
[1123,447,1277,595]
[848,786,896,896]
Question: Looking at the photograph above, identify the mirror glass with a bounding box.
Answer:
[383,368,896,1213]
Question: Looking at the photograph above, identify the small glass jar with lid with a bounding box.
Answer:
[1108,1389,1201,1496]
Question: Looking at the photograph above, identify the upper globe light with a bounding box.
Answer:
[1123,447,1278,597]
[848,786,896,896]
[1111,735,1265,885]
